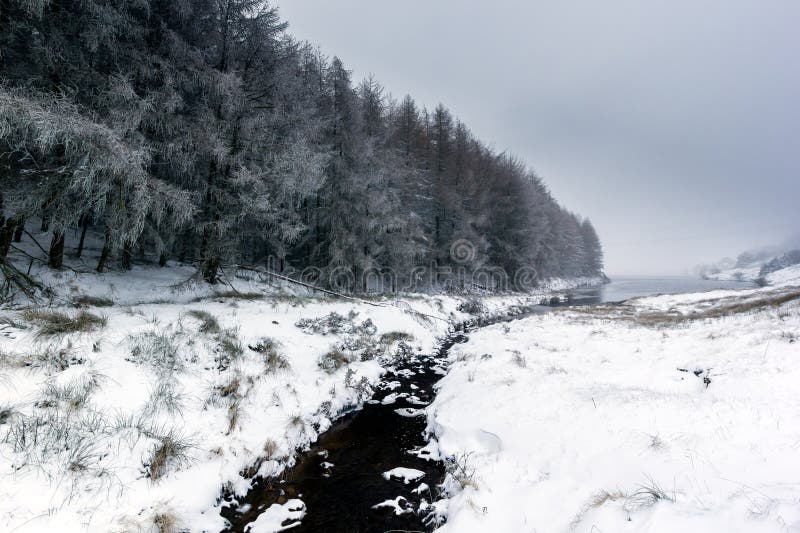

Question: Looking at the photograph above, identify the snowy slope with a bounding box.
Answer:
[701,263,763,282]
[427,273,800,533]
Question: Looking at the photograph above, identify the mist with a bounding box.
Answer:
[277,0,800,275]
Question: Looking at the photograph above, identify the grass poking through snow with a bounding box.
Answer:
[186,310,220,334]
[22,309,107,338]
[249,337,290,372]
[72,295,114,308]
[147,430,194,482]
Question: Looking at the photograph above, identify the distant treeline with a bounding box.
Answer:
[0,0,602,291]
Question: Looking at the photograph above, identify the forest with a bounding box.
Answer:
[0,0,603,292]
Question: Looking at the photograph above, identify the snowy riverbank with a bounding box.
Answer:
[0,265,600,532]
[426,268,800,532]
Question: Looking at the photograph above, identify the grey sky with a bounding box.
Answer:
[275,0,800,275]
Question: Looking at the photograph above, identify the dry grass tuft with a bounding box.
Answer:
[23,309,107,338]
[227,401,241,434]
[447,452,478,491]
[186,310,220,334]
[211,291,264,301]
[572,476,676,529]
[148,432,193,481]
[153,511,177,533]
[288,413,304,428]
[624,476,676,511]
[217,377,241,399]
[379,331,414,345]
[262,438,278,459]
[589,489,627,508]
[249,337,290,372]
[318,348,350,373]
[72,295,114,308]
[648,434,665,449]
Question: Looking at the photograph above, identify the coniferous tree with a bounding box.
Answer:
[0,0,603,291]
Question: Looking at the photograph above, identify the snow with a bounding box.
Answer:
[0,259,601,532]
[767,264,800,286]
[426,267,800,533]
[413,482,430,495]
[372,496,414,516]
[702,264,763,282]
[0,273,451,532]
[245,499,306,532]
[701,258,800,286]
[380,392,407,404]
[383,467,426,484]
[395,407,425,417]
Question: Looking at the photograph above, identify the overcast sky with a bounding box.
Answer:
[275,0,799,275]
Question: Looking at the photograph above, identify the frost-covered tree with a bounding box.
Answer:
[579,219,603,276]
[0,0,603,291]
[0,89,193,270]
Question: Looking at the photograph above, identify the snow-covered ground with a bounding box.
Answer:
[701,263,763,282]
[426,265,800,532]
[700,257,800,285]
[0,261,599,532]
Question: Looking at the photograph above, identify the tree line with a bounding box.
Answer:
[0,0,603,291]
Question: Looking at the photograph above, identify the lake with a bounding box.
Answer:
[566,275,755,305]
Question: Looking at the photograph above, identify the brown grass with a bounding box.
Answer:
[148,434,192,481]
[318,349,350,373]
[227,401,241,434]
[249,338,290,372]
[379,331,414,345]
[22,309,107,337]
[153,511,177,533]
[589,489,627,508]
[565,288,800,327]
[212,291,265,301]
[262,438,278,459]
[217,377,241,398]
[72,295,114,308]
[186,310,220,333]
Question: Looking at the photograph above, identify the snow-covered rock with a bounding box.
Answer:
[383,467,426,484]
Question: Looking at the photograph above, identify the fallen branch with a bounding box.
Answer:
[234,265,450,323]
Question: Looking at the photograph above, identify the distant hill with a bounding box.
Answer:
[696,234,800,285]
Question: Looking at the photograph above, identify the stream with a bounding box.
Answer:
[221,277,754,532]
[221,306,548,533]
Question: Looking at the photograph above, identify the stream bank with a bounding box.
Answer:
[221,304,551,532]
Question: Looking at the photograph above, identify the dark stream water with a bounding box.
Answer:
[220,332,468,533]
[220,306,549,533]
[221,277,751,532]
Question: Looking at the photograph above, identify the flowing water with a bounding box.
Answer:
[221,329,477,533]
[221,276,753,532]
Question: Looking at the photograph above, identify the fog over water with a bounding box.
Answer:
[276,0,800,275]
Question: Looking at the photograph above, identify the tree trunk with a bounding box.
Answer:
[200,159,219,283]
[48,231,65,269]
[201,255,219,284]
[121,242,132,270]
[159,252,167,267]
[96,227,111,273]
[13,218,24,242]
[0,217,14,262]
[75,216,89,258]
